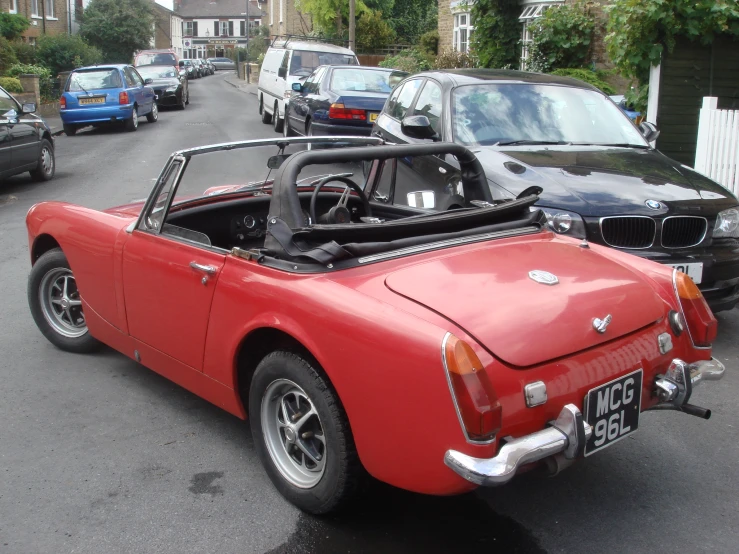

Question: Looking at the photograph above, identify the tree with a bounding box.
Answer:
[80,0,155,63]
[356,10,396,51]
[388,0,437,44]
[0,13,30,41]
[471,0,520,68]
[295,0,370,36]
[526,2,595,72]
[36,34,102,77]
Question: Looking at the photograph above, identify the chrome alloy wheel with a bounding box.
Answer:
[40,145,53,176]
[261,379,326,488]
[39,268,87,338]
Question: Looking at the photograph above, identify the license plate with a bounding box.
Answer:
[583,369,642,456]
[668,262,703,284]
[79,97,105,105]
[369,112,378,123]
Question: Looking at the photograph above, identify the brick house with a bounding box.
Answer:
[260,0,312,39]
[1,0,70,43]
[151,1,183,56]
[438,0,610,69]
[174,0,265,59]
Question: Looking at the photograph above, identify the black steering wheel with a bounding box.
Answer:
[310,176,372,225]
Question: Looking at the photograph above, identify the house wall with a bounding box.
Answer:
[263,0,312,38]
[2,0,70,38]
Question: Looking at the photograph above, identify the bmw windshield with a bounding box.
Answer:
[452,84,647,148]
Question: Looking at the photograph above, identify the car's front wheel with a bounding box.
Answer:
[28,249,100,353]
[30,139,55,182]
[146,102,158,123]
[249,351,361,514]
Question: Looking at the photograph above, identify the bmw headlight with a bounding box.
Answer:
[531,206,587,238]
[713,208,739,238]
[166,85,178,92]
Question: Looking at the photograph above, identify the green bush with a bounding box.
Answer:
[36,33,102,77]
[0,36,18,74]
[5,63,55,100]
[0,13,30,41]
[419,29,439,56]
[11,40,37,64]
[527,2,595,73]
[434,50,476,69]
[356,10,396,52]
[0,76,23,93]
[472,0,521,68]
[379,48,431,74]
[550,68,616,95]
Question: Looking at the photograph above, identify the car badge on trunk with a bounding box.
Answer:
[645,199,663,210]
[593,315,613,333]
[528,270,559,285]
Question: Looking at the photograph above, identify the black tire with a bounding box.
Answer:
[273,102,284,133]
[261,98,272,124]
[283,112,293,137]
[185,89,190,105]
[258,95,263,115]
[30,139,55,182]
[146,102,158,123]
[125,107,139,132]
[28,248,100,354]
[249,351,361,514]
[63,124,77,136]
[178,92,186,110]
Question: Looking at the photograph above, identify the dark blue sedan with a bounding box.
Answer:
[282,65,408,138]
[60,64,158,135]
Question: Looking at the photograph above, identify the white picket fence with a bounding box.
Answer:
[695,97,739,195]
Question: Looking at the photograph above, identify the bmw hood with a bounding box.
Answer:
[474,146,738,217]
[384,235,664,367]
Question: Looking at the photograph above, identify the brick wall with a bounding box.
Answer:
[153,5,172,49]
[437,2,455,54]
[263,0,313,38]
[2,0,69,39]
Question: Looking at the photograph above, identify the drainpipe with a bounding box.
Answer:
[40,0,47,34]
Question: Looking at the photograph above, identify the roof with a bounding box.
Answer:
[271,40,356,55]
[419,69,600,91]
[176,0,265,18]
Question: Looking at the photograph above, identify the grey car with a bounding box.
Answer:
[207,57,237,71]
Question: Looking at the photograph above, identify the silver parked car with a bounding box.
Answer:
[207,57,237,71]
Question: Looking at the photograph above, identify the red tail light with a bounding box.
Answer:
[674,271,717,347]
[328,103,366,120]
[60,96,66,109]
[443,334,502,441]
[119,91,129,105]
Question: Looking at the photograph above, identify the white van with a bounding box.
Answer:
[258,39,358,132]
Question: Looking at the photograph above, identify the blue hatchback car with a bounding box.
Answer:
[60,64,158,135]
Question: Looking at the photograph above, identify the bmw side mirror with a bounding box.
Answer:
[639,121,660,143]
[21,102,36,114]
[292,82,302,92]
[278,67,287,79]
[401,115,439,141]
[144,78,154,85]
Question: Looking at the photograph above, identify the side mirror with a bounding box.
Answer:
[267,154,291,169]
[278,67,287,79]
[639,121,660,143]
[401,115,438,140]
[179,70,187,78]
[292,82,302,92]
[144,78,153,85]
[21,102,36,114]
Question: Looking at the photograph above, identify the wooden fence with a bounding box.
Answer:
[695,97,739,194]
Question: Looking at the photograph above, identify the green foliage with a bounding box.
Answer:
[527,3,595,73]
[357,10,396,51]
[388,0,438,44]
[472,0,521,68]
[5,63,55,100]
[80,0,155,63]
[379,47,431,73]
[434,50,476,69]
[550,68,616,95]
[419,29,439,56]
[0,13,30,41]
[11,41,37,64]
[0,37,18,74]
[0,76,23,93]
[606,0,739,84]
[625,84,649,114]
[296,0,370,35]
[36,33,102,77]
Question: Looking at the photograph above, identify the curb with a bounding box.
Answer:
[224,75,257,96]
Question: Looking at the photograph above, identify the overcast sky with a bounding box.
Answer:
[155,0,173,9]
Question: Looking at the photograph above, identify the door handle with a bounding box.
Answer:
[190,262,217,274]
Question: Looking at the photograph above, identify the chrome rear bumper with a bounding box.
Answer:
[445,358,725,487]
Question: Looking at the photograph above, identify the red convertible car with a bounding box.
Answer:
[26,137,725,514]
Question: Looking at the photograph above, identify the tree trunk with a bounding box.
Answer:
[336,10,342,37]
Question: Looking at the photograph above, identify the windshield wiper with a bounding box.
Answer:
[570,142,650,149]
[494,140,570,146]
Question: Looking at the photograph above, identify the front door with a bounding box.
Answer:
[8,108,39,168]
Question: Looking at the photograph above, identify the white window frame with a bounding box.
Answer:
[184,21,194,37]
[219,21,229,36]
[45,0,55,19]
[270,0,274,25]
[518,2,563,69]
[31,0,40,18]
[9,0,17,14]
[452,12,473,53]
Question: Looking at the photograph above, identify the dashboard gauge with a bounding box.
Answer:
[243,215,256,229]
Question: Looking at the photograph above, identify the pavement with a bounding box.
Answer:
[0,72,738,554]
[223,71,258,96]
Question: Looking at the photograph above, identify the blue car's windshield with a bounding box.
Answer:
[67,69,123,92]
[330,69,407,93]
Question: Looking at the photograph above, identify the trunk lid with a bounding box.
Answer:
[384,237,664,367]
[335,92,388,113]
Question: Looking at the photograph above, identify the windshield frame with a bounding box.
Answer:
[451,82,649,148]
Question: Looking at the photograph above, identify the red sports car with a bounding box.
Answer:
[26,137,725,514]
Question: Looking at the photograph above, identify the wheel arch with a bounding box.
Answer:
[31,234,61,264]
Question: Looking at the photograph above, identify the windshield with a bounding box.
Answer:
[137,53,177,66]
[290,50,357,77]
[136,66,178,79]
[452,84,647,147]
[67,69,123,92]
[330,69,407,93]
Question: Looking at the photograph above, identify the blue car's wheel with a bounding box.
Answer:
[125,107,139,132]
[146,102,158,123]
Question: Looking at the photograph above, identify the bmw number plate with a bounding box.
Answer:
[669,262,703,284]
[584,369,642,456]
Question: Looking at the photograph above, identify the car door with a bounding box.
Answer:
[0,89,25,172]
[121,158,226,371]
[129,67,154,113]
[287,69,315,132]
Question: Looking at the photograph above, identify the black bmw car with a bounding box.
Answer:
[371,69,739,311]
[135,65,189,109]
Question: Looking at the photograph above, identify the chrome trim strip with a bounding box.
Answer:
[672,268,711,350]
[358,226,540,264]
[172,136,383,158]
[598,215,656,249]
[660,215,708,248]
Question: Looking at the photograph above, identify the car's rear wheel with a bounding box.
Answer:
[28,249,100,353]
[273,102,284,133]
[30,139,55,182]
[258,95,263,115]
[146,102,158,123]
[261,97,272,124]
[125,107,139,132]
[63,124,77,136]
[249,351,361,514]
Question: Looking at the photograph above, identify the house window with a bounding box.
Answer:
[45,0,54,18]
[219,21,230,36]
[452,13,473,53]
[9,0,17,14]
[183,21,194,36]
[270,0,274,25]
[31,0,39,17]
[519,3,559,68]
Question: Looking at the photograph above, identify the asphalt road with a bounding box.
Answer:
[0,72,737,554]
